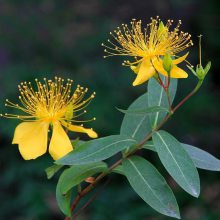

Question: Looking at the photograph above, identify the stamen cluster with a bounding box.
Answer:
[2,77,96,124]
[102,16,193,64]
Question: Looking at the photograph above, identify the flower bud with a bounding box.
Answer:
[65,103,74,121]
[187,61,211,80]
[157,21,168,40]
[196,65,205,79]
[157,21,165,37]
[163,54,173,73]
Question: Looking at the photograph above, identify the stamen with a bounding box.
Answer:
[3,78,96,126]
[103,17,193,66]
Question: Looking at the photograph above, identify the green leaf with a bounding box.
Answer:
[143,142,220,171]
[71,139,85,148]
[56,135,137,165]
[148,76,177,128]
[143,141,156,152]
[112,165,124,175]
[120,93,152,142]
[56,178,72,217]
[56,162,107,216]
[59,162,107,194]
[183,144,220,171]
[153,131,200,197]
[117,106,169,115]
[45,164,63,179]
[123,156,180,219]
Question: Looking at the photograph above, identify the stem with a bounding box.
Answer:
[64,114,170,220]
[173,80,203,112]
[165,88,172,112]
[73,178,111,218]
[65,195,81,220]
[198,35,202,66]
[64,79,203,219]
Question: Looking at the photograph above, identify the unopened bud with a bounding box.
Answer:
[65,103,74,121]
[157,21,168,40]
[187,61,211,80]
[196,65,205,79]
[157,21,165,36]
[163,54,173,73]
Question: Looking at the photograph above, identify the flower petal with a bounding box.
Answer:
[152,58,168,76]
[130,62,142,74]
[49,121,73,160]
[62,121,98,138]
[132,59,156,86]
[13,121,49,160]
[173,52,189,65]
[170,65,188,78]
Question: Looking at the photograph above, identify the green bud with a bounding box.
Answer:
[65,103,74,121]
[187,61,211,80]
[157,21,165,36]
[163,54,173,73]
[196,65,205,79]
[157,21,168,40]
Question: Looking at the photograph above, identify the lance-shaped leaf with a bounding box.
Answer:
[152,131,200,197]
[56,135,137,165]
[56,178,72,217]
[183,144,220,171]
[59,162,107,194]
[123,156,180,219]
[120,93,152,142]
[143,142,220,171]
[56,162,107,216]
[148,76,177,128]
[117,106,169,115]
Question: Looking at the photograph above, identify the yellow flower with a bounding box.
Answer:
[102,17,193,86]
[2,77,98,160]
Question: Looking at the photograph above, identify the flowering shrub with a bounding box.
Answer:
[1,17,218,219]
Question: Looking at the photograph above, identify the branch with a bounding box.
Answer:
[64,79,203,219]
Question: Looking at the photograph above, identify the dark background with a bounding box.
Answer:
[0,0,220,219]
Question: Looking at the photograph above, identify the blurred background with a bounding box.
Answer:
[0,0,220,219]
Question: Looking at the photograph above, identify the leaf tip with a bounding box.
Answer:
[166,204,181,219]
[192,188,200,198]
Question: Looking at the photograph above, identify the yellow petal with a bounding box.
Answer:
[173,52,189,65]
[49,121,73,160]
[152,58,168,76]
[130,65,138,74]
[13,121,49,160]
[132,59,156,86]
[61,121,98,138]
[130,62,141,74]
[170,65,188,78]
